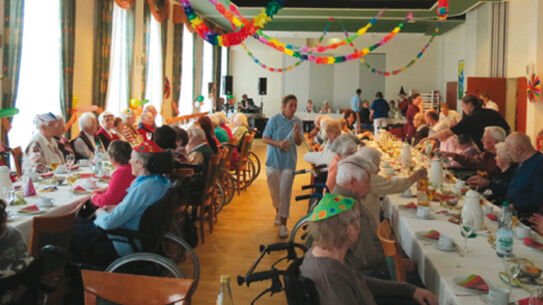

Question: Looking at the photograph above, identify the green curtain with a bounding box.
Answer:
[60,0,76,137]
[161,19,167,80]
[212,45,221,107]
[172,23,183,109]
[1,0,25,143]
[126,5,135,103]
[92,0,113,109]
[141,3,151,99]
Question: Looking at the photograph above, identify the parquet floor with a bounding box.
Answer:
[190,140,312,305]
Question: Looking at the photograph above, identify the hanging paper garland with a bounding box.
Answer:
[241,18,334,72]
[527,73,541,103]
[178,0,285,47]
[358,0,448,76]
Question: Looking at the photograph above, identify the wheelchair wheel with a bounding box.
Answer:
[222,172,236,205]
[290,216,313,249]
[244,156,257,187]
[159,233,201,292]
[105,253,183,278]
[214,181,226,215]
[248,151,261,180]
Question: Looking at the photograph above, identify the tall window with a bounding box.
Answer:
[200,42,213,113]
[106,3,129,116]
[179,26,194,116]
[10,0,62,150]
[144,17,163,124]
[220,47,228,99]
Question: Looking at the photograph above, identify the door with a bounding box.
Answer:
[446,82,458,109]
[516,77,527,133]
[466,77,507,117]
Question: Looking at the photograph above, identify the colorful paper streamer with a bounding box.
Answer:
[528,73,541,103]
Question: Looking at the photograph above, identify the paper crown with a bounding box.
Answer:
[310,193,356,222]
[399,86,407,96]
[133,140,163,153]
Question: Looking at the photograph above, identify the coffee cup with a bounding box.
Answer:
[483,205,494,215]
[485,286,509,305]
[85,179,97,189]
[455,180,466,193]
[38,197,54,207]
[438,235,454,250]
[78,159,89,167]
[516,224,531,239]
[417,206,430,218]
[55,164,67,174]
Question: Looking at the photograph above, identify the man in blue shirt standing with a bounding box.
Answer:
[350,89,362,112]
[505,132,543,217]
[263,95,303,238]
[370,92,390,133]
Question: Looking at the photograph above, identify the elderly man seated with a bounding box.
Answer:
[439,126,506,177]
[186,124,215,168]
[356,147,428,224]
[72,112,103,161]
[120,109,140,145]
[96,111,120,149]
[300,166,438,305]
[24,113,65,173]
[504,132,543,217]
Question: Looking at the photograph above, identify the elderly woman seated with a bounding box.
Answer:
[232,113,249,146]
[72,112,103,161]
[24,113,65,173]
[70,140,172,268]
[172,126,189,163]
[325,133,361,191]
[187,124,215,168]
[96,111,120,149]
[197,115,219,154]
[91,140,135,208]
[137,112,155,140]
[210,114,230,144]
[120,109,140,145]
[300,191,437,305]
[412,113,429,145]
[322,119,342,151]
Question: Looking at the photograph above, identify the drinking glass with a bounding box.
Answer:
[67,174,77,195]
[66,154,75,168]
[503,258,520,289]
[49,162,59,171]
[530,288,543,305]
[461,217,474,253]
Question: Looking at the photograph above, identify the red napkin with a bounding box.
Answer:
[524,237,543,250]
[487,213,498,221]
[423,230,440,240]
[73,185,90,193]
[401,202,417,209]
[78,173,94,179]
[456,274,489,292]
[518,297,543,305]
[40,172,54,178]
[18,205,41,214]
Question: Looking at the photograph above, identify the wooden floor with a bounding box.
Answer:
[191,139,312,305]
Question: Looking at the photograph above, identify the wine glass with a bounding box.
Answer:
[66,154,75,168]
[67,174,77,196]
[503,258,520,289]
[49,162,59,171]
[530,288,543,305]
[461,217,474,253]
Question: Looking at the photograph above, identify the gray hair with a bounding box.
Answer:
[99,111,114,125]
[485,126,507,142]
[495,142,512,162]
[336,154,375,186]
[308,202,360,249]
[232,113,248,128]
[187,124,206,143]
[330,134,360,156]
[356,146,382,168]
[78,112,96,130]
[209,114,219,127]
[215,112,227,126]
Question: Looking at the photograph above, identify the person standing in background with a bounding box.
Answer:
[369,92,390,133]
[480,92,499,112]
[350,89,362,112]
[306,99,316,113]
[397,86,410,117]
[406,93,423,140]
[262,95,303,238]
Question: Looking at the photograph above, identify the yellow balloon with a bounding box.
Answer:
[130,98,140,108]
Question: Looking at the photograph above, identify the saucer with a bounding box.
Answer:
[435,242,457,252]
[415,231,439,242]
[416,214,435,220]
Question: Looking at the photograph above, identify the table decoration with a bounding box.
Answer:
[17,205,45,215]
[400,202,417,209]
[524,238,543,251]
[454,274,490,293]
[39,186,58,193]
[72,185,91,194]
[416,229,440,240]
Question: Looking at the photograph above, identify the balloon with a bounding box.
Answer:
[0,107,19,118]
[140,99,150,106]
[227,94,233,100]
[197,95,204,102]
[130,98,140,108]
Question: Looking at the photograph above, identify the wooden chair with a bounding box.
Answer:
[82,269,195,305]
[376,219,406,282]
[28,203,80,257]
[197,152,223,244]
[10,146,23,178]
[233,132,254,195]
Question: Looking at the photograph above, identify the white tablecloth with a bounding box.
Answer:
[6,169,107,242]
[384,192,542,305]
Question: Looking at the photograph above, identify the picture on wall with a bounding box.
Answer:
[458,60,465,99]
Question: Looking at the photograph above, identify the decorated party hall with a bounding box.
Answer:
[2,0,543,304]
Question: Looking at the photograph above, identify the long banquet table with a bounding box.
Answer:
[6,168,108,242]
[384,187,542,305]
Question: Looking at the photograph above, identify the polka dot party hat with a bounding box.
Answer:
[310,193,356,222]
[132,140,163,153]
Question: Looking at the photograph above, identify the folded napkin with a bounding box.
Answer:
[422,230,440,240]
[77,173,94,179]
[68,165,79,171]
[433,193,458,202]
[448,214,461,225]
[39,186,58,193]
[487,213,498,221]
[39,172,54,178]
[401,202,417,209]
[73,185,90,194]
[518,297,543,305]
[18,205,42,214]
[456,274,489,292]
[524,237,543,251]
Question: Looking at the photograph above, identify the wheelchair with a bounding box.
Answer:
[237,242,319,305]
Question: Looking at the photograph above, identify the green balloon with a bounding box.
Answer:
[140,99,150,106]
[227,94,233,100]
[0,107,19,118]
[197,95,204,102]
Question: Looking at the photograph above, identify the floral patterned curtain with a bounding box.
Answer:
[114,0,135,9]
[172,13,183,115]
[92,0,113,108]
[60,0,76,137]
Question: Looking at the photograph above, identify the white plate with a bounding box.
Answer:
[452,275,488,294]
[415,231,439,242]
[435,242,458,252]
[416,214,435,220]
[400,193,416,198]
